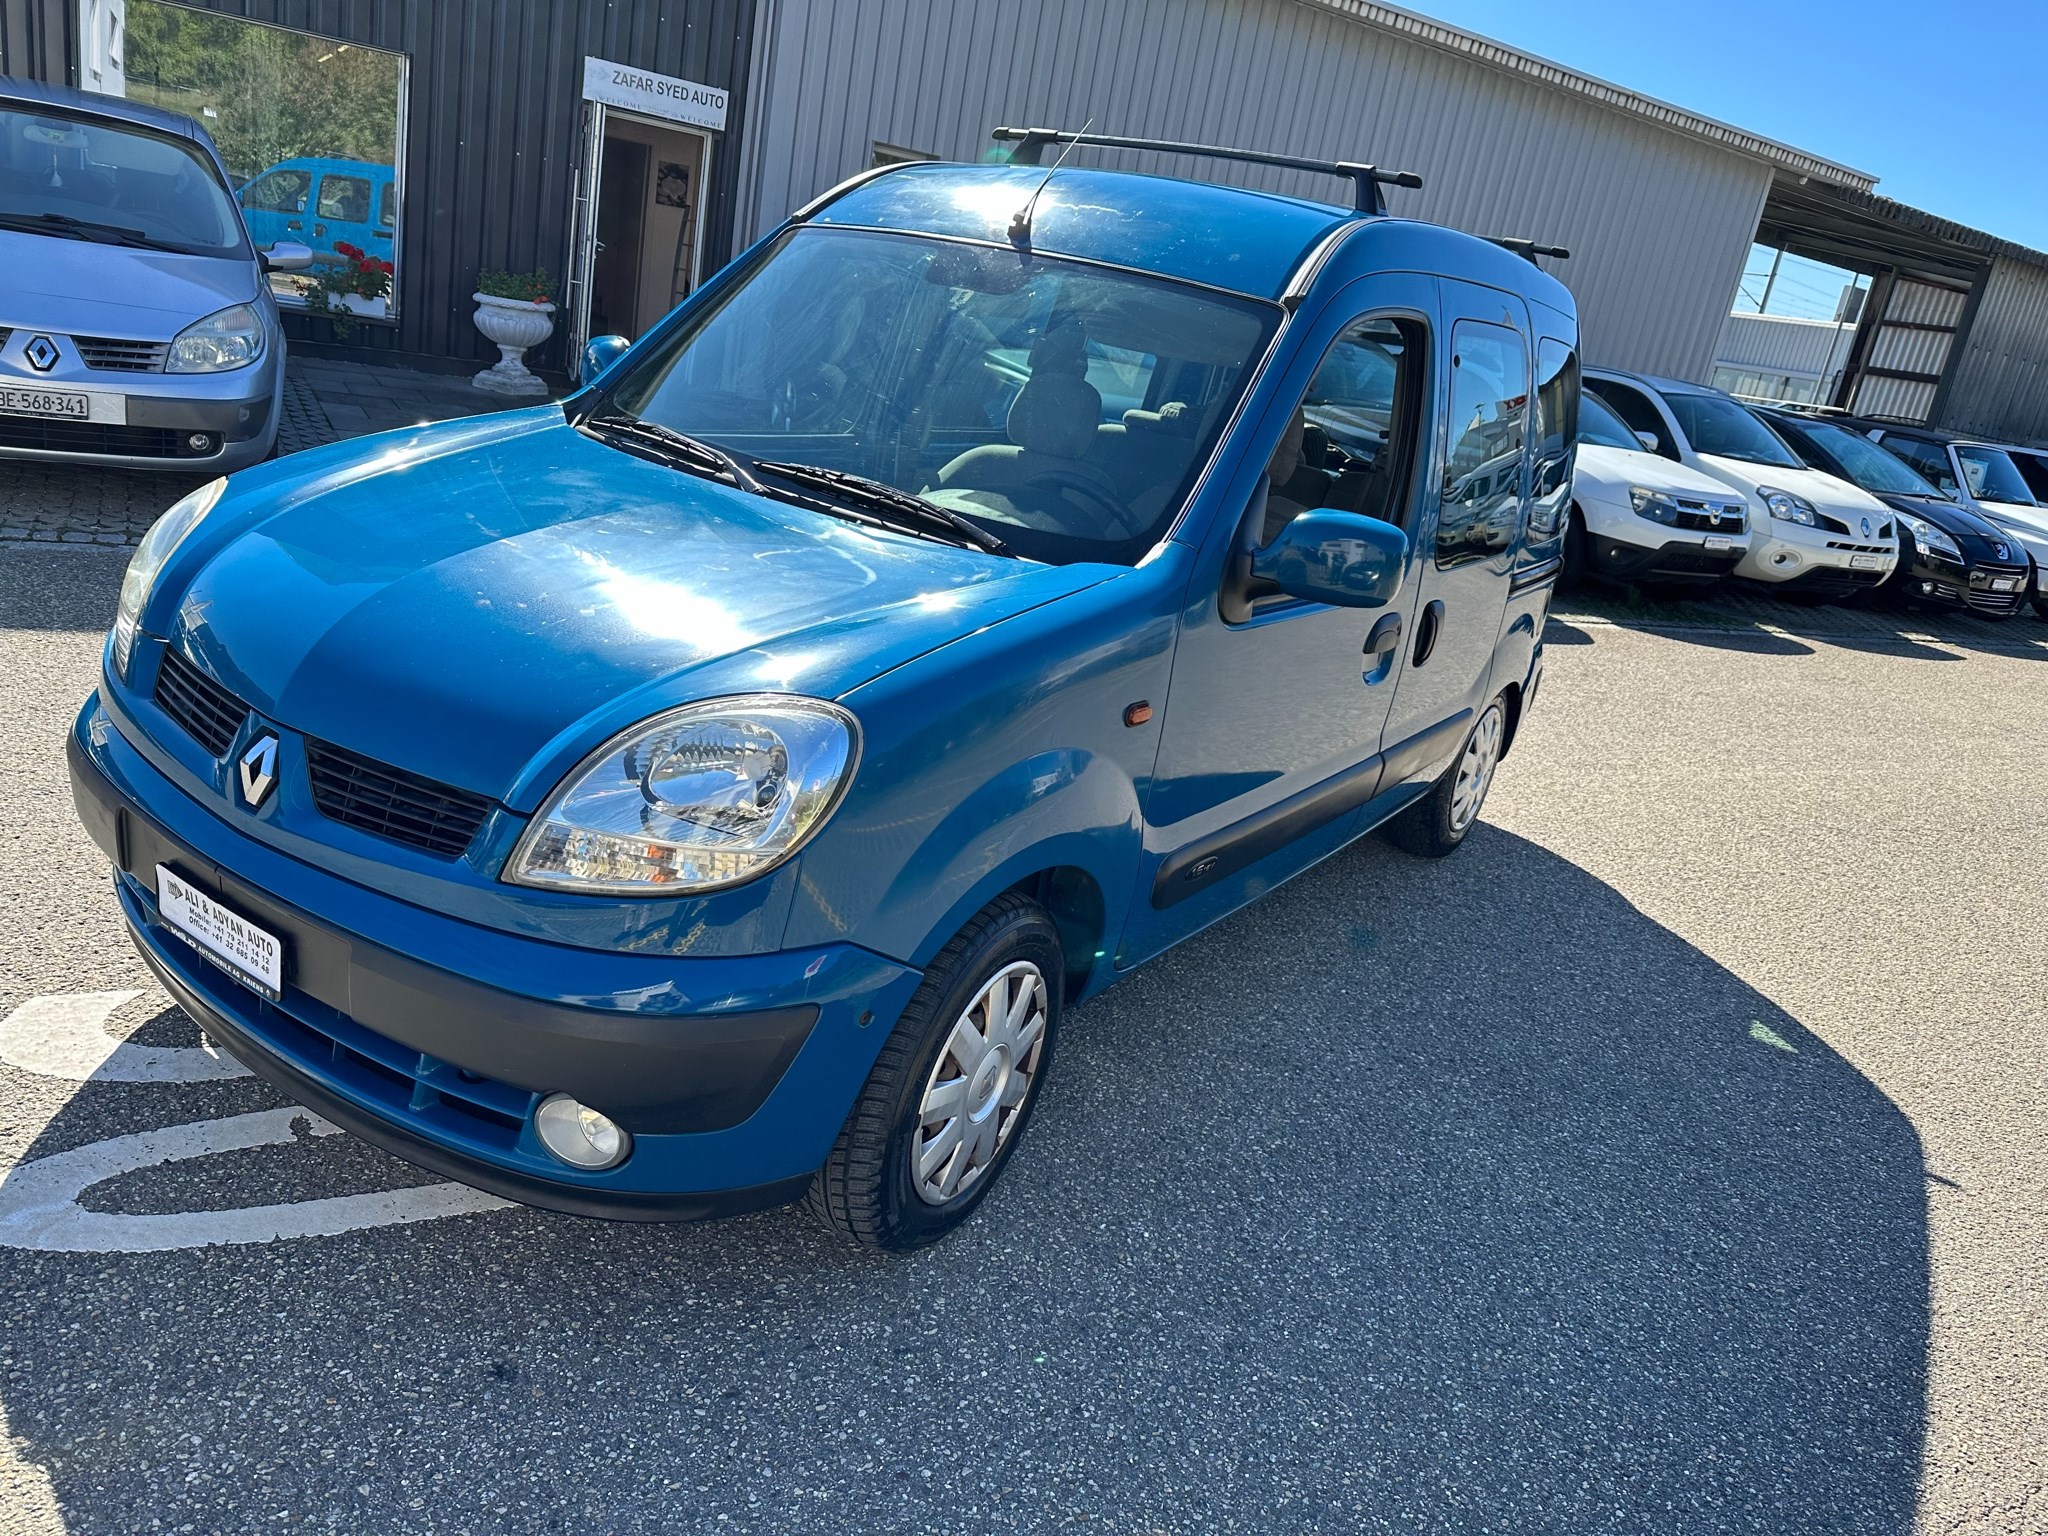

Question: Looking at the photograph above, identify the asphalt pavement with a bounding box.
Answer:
[1,543,2043,1535]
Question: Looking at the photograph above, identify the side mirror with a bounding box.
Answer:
[582,334,632,381]
[1252,509,1408,609]
[1634,430,1661,453]
[261,241,313,273]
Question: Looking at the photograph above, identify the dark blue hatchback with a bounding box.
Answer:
[70,135,1578,1248]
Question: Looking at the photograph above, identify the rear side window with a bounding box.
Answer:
[1881,434,1960,497]
[1530,340,1577,536]
[1586,379,1675,459]
[1438,320,1528,566]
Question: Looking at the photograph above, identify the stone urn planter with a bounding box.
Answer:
[471,293,556,396]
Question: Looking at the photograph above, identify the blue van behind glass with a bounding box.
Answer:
[236,155,394,271]
[70,132,1578,1250]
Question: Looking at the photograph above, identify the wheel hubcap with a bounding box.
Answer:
[910,961,1047,1206]
[1448,704,1504,834]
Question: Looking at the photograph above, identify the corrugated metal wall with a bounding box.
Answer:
[1715,313,1856,379]
[5,0,757,371]
[0,0,67,77]
[737,0,1776,380]
[1939,255,2048,448]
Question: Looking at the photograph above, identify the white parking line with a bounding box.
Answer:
[0,991,516,1252]
[0,1108,513,1253]
[0,989,250,1083]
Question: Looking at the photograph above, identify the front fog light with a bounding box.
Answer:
[534,1094,630,1170]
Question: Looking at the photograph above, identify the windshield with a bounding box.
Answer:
[1577,390,1641,451]
[1956,446,2038,506]
[1798,419,1944,497]
[599,227,1278,565]
[0,105,246,256]
[1660,391,1804,468]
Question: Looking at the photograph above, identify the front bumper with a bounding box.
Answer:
[67,695,923,1220]
[1586,532,1746,585]
[1896,549,2031,616]
[0,355,279,472]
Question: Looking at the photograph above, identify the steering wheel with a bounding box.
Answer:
[1016,471,1143,538]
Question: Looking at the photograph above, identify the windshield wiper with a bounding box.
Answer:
[580,413,765,496]
[0,212,178,250]
[752,459,1010,556]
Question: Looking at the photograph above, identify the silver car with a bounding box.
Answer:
[0,79,310,472]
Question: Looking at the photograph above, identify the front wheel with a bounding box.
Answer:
[1382,695,1506,858]
[806,893,1062,1250]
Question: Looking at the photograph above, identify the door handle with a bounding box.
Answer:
[1362,611,1402,684]
[1411,599,1445,667]
[285,218,302,230]
[314,223,327,238]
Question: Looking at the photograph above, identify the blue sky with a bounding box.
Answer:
[1411,0,2048,253]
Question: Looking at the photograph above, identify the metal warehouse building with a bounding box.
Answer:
[6,0,2045,443]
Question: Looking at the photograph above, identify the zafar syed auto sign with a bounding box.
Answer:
[580,56,729,131]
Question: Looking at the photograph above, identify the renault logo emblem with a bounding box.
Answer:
[1859,516,1873,538]
[237,733,279,809]
[24,335,59,373]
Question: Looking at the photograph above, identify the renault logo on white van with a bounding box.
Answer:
[1859,516,1873,538]
[237,733,279,809]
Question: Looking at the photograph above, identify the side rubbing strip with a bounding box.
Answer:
[1152,754,1385,909]
[1380,710,1473,788]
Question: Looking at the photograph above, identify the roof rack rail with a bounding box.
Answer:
[1489,237,1571,265]
[990,126,1422,217]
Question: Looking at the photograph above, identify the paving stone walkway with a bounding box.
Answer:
[1,356,548,547]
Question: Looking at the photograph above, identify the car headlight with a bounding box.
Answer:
[1895,511,1962,564]
[506,696,859,895]
[1758,487,1818,526]
[111,477,226,680]
[166,303,265,373]
[1628,486,1680,525]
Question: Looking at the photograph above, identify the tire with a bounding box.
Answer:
[805,892,1063,1251]
[1382,694,1507,859]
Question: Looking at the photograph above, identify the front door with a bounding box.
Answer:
[1378,280,1530,776]
[1120,273,1436,964]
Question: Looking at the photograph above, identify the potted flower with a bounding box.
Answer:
[306,242,394,339]
[472,268,555,396]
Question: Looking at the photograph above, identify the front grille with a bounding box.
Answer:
[72,334,170,372]
[0,419,197,458]
[1671,499,1745,534]
[305,739,494,858]
[1826,540,1891,556]
[153,647,249,758]
[1816,511,1851,535]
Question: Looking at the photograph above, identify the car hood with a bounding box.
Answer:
[1877,492,2014,549]
[1693,456,1889,521]
[1974,497,2048,536]
[0,229,257,338]
[1573,443,1746,502]
[158,410,1116,808]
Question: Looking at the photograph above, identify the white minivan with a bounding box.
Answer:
[1585,369,1897,599]
[1565,387,1750,586]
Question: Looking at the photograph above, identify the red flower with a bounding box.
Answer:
[335,241,361,259]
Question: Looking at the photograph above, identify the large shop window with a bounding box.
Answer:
[117,1,406,322]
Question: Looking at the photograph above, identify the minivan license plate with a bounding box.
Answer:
[156,865,283,999]
[1849,553,1884,570]
[1990,575,2020,592]
[0,385,91,421]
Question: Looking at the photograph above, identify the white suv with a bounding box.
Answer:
[1565,388,1750,586]
[1868,427,2048,617]
[1585,369,1897,599]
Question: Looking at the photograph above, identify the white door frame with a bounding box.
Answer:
[566,105,716,380]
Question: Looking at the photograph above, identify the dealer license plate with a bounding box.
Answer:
[1849,553,1884,570]
[1703,536,1734,552]
[1989,575,2021,592]
[156,865,283,999]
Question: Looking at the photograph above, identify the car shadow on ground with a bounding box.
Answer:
[1554,577,2048,663]
[0,829,1929,1535]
